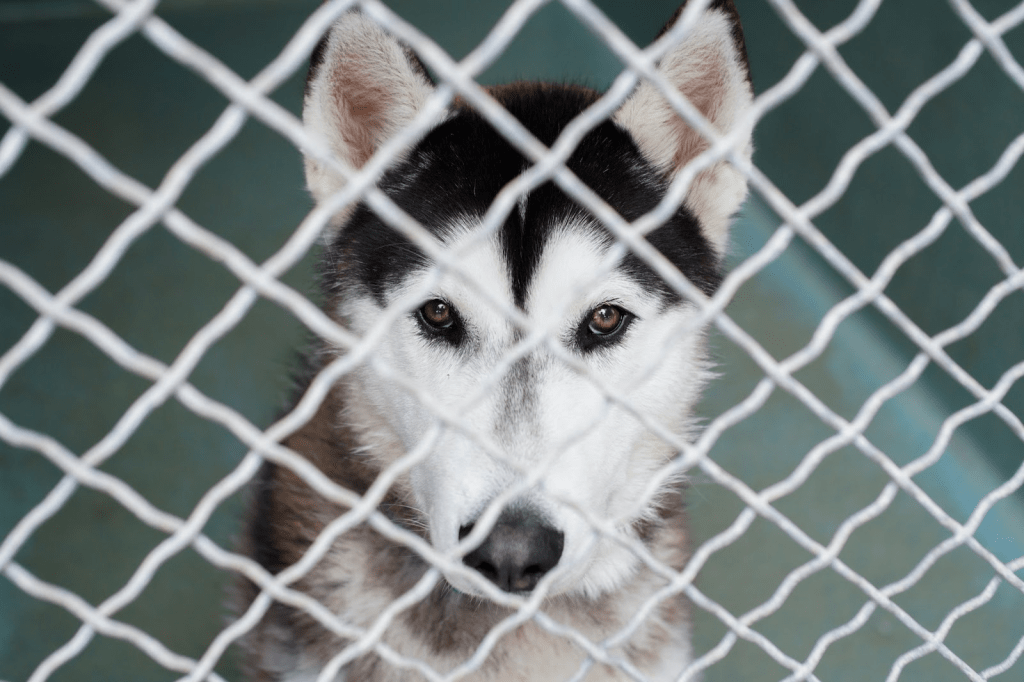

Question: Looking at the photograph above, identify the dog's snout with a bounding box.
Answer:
[459,508,564,593]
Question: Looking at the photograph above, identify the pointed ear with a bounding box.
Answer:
[303,12,435,209]
[614,0,754,255]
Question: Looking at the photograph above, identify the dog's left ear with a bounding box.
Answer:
[303,11,435,212]
[614,0,754,255]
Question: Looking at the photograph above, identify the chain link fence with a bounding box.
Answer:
[1,0,1023,680]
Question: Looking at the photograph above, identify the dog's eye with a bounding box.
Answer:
[576,303,634,352]
[416,299,465,346]
[419,299,454,329]
[588,304,624,335]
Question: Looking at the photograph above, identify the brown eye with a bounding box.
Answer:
[576,303,634,352]
[420,299,453,329]
[588,304,623,335]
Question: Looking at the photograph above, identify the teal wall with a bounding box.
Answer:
[1,1,1021,680]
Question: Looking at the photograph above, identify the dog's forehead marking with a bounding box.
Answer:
[435,221,516,318]
[424,218,655,335]
[524,225,606,320]
[524,225,655,322]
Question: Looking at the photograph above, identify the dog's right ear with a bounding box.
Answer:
[614,0,754,257]
[303,12,434,209]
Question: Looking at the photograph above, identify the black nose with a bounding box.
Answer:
[459,507,564,593]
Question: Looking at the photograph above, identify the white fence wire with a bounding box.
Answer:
[0,0,1023,680]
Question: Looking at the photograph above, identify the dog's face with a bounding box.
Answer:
[348,226,712,600]
[303,6,752,601]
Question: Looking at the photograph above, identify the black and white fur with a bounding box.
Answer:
[237,2,753,680]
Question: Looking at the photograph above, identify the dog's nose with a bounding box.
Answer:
[459,507,564,593]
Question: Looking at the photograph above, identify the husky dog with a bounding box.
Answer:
[237,1,753,680]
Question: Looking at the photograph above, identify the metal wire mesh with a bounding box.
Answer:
[1,0,1023,680]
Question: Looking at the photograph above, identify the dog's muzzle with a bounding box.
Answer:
[459,506,564,593]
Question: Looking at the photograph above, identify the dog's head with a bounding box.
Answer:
[302,2,753,600]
